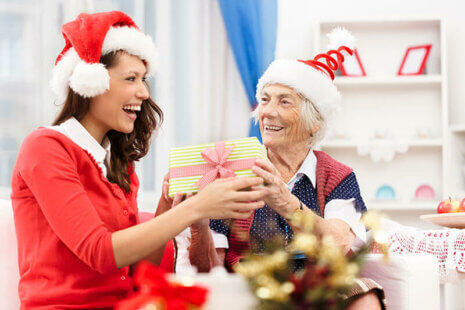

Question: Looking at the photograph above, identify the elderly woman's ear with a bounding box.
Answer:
[310,125,320,137]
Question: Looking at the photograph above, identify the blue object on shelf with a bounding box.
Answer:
[376,185,396,200]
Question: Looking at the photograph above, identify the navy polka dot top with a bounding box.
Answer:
[209,172,366,253]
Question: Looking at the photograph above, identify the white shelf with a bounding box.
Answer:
[450,124,465,133]
[369,200,437,211]
[321,139,443,148]
[318,17,441,25]
[315,18,447,223]
[334,75,442,87]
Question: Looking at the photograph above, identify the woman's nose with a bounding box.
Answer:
[260,101,278,117]
[136,81,150,100]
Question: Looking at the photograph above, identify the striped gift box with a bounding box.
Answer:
[168,137,266,198]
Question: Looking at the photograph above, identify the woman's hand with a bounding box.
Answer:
[172,193,208,228]
[187,176,266,221]
[252,159,300,219]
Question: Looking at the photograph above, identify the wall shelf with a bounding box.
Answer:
[334,75,442,87]
[321,139,443,149]
[314,18,447,222]
[450,125,465,133]
[369,200,437,211]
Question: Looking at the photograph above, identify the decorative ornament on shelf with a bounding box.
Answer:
[414,184,435,200]
[356,129,409,162]
[398,44,432,76]
[357,139,408,163]
[375,185,396,200]
[235,210,389,310]
[339,49,366,77]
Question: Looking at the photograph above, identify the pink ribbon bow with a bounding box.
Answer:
[194,141,236,189]
[169,141,257,190]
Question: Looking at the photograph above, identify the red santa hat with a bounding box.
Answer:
[50,11,158,100]
[256,27,355,121]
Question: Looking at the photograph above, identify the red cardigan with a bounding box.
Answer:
[226,150,353,269]
[11,128,140,309]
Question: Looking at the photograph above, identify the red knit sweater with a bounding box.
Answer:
[226,150,353,269]
[11,128,140,309]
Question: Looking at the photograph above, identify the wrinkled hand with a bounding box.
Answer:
[156,174,197,215]
[155,173,173,216]
[190,176,266,220]
[252,159,299,218]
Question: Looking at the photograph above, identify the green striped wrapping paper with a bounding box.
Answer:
[168,137,267,198]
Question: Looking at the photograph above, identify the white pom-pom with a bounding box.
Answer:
[69,62,110,98]
[326,27,356,50]
[50,48,81,100]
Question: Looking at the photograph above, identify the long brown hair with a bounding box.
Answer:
[53,51,163,193]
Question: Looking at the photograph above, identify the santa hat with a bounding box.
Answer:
[50,11,158,100]
[256,27,355,121]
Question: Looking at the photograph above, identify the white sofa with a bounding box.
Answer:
[0,199,20,309]
[361,253,440,309]
[0,199,442,309]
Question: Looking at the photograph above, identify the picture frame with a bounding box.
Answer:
[397,44,432,76]
[340,49,366,77]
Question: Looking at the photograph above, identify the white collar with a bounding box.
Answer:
[287,149,317,190]
[57,117,111,165]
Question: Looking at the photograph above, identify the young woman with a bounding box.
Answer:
[10,11,265,309]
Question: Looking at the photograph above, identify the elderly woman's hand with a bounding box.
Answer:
[155,173,174,216]
[252,159,300,219]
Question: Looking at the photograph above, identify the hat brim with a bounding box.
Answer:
[255,59,341,120]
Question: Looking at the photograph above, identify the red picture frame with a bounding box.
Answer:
[397,44,432,76]
[340,49,366,77]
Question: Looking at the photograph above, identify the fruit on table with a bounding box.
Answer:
[437,198,461,213]
[460,198,465,212]
[437,199,451,213]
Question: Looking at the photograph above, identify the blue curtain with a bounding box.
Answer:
[217,0,277,141]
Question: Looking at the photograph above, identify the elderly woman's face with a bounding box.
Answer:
[258,84,311,149]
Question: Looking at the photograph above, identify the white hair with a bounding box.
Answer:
[252,90,327,148]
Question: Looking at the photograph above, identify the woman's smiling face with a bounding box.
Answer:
[86,52,150,136]
[258,84,312,150]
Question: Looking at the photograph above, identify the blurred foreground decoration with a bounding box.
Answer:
[115,261,208,310]
[235,210,389,310]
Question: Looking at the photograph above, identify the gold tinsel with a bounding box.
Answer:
[236,210,390,307]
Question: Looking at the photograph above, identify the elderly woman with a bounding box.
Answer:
[181,40,386,308]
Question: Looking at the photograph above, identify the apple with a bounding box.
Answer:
[438,198,462,213]
[437,199,452,213]
[451,199,461,212]
[459,198,465,212]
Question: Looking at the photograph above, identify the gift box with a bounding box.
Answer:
[168,137,267,198]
